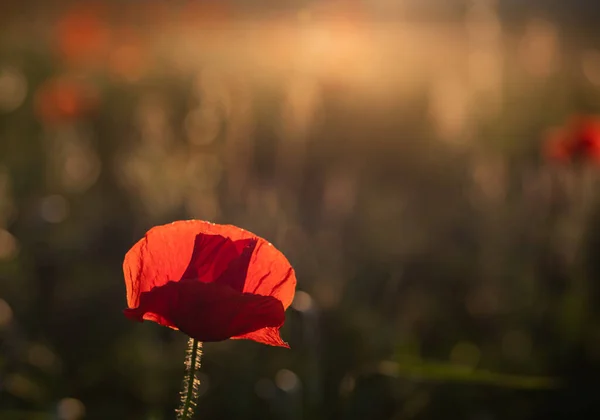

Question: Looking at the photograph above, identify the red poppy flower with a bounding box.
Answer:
[34,76,100,125]
[123,220,296,347]
[544,116,600,164]
[55,3,110,66]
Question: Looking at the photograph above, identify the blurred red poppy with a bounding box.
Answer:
[123,220,296,347]
[55,3,110,66]
[544,116,600,164]
[34,76,100,125]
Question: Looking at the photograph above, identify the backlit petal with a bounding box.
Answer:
[124,220,296,310]
[124,279,287,345]
[124,224,241,308]
[233,327,289,348]
[215,238,258,291]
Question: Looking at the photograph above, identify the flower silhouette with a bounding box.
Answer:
[123,220,296,347]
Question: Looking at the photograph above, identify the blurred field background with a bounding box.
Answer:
[2,0,600,419]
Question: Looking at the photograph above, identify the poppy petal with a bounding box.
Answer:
[124,279,287,345]
[215,238,257,291]
[124,223,241,308]
[124,221,297,311]
[180,233,241,283]
[175,221,296,310]
[232,327,290,348]
[240,239,296,310]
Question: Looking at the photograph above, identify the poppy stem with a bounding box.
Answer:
[177,337,203,420]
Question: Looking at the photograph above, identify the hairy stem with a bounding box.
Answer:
[177,338,203,420]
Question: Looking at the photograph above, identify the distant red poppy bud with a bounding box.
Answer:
[123,220,296,347]
[544,116,600,164]
[34,77,100,125]
[55,3,110,66]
